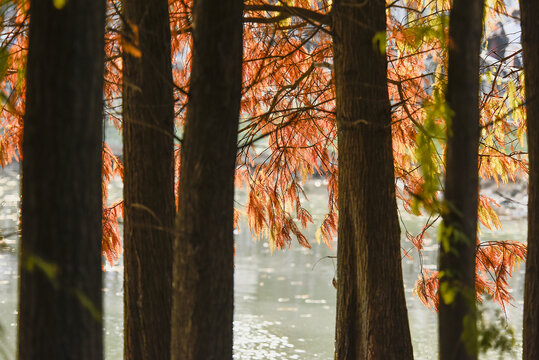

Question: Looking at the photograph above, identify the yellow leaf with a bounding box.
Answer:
[315,227,322,244]
[372,31,387,54]
[53,0,67,9]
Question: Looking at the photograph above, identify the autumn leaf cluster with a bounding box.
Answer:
[0,0,528,310]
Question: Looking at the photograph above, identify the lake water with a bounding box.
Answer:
[0,163,526,359]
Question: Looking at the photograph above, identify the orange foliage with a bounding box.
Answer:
[0,0,27,167]
[102,143,124,266]
[415,269,440,310]
[0,0,529,311]
[476,240,527,305]
[415,240,526,311]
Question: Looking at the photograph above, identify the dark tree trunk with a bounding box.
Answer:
[521,1,539,358]
[122,0,175,358]
[438,0,484,359]
[170,0,243,359]
[18,1,105,359]
[332,1,413,359]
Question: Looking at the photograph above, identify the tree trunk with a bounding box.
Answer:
[521,0,539,358]
[18,1,105,359]
[332,1,414,359]
[170,0,243,359]
[438,1,484,359]
[122,0,175,358]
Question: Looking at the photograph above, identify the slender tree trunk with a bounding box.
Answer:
[170,0,243,359]
[18,1,105,359]
[438,1,484,359]
[521,1,539,358]
[122,0,175,358]
[332,1,413,359]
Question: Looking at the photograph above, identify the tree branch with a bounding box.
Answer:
[244,4,330,26]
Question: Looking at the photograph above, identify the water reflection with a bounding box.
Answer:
[234,231,336,359]
[0,164,526,359]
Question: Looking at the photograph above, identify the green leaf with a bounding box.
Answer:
[23,254,59,287]
[0,47,9,80]
[73,288,102,321]
[462,313,479,356]
[438,222,453,253]
[440,282,457,305]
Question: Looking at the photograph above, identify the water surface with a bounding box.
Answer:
[0,165,525,359]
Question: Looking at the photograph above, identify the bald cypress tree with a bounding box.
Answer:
[122,0,176,358]
[18,0,105,359]
[521,1,539,359]
[438,0,484,359]
[332,0,414,358]
[170,0,243,358]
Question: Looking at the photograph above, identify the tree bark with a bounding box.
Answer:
[521,0,539,358]
[170,0,243,359]
[438,1,484,359]
[332,1,414,359]
[122,0,175,358]
[18,1,105,359]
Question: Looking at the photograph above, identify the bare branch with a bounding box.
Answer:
[244,4,330,26]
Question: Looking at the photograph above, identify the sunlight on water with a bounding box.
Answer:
[234,317,298,360]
